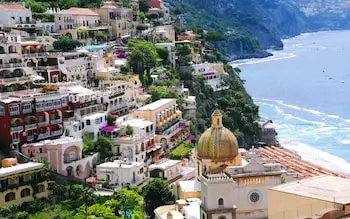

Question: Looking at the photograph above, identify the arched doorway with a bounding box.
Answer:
[66,166,73,177]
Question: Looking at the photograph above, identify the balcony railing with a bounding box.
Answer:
[38,121,49,127]
[156,117,181,134]
[12,138,20,144]
[0,63,26,68]
[22,107,33,114]
[25,124,37,130]
[26,135,34,141]
[50,119,62,125]
[10,110,20,116]
[11,126,23,132]
[38,132,50,140]
[51,130,63,137]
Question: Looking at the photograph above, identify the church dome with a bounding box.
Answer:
[197,110,239,161]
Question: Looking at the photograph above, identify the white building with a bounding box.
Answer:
[112,118,162,164]
[53,7,111,45]
[0,2,32,29]
[149,159,182,182]
[155,43,176,68]
[96,159,148,188]
[192,62,230,91]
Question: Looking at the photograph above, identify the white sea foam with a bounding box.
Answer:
[340,139,350,145]
[281,140,350,174]
[231,53,296,66]
[328,115,340,119]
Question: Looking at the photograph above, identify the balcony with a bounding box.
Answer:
[22,107,33,114]
[63,155,81,163]
[156,116,181,134]
[12,138,20,144]
[10,110,20,116]
[25,124,37,130]
[51,129,63,137]
[38,121,49,127]
[11,126,23,132]
[109,92,125,99]
[0,63,26,69]
[38,132,50,140]
[26,135,34,141]
[50,118,62,125]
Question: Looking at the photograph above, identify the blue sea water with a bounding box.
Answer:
[234,30,350,174]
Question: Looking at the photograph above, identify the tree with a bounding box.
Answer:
[70,185,97,217]
[127,40,159,76]
[53,36,81,51]
[16,211,29,219]
[126,125,133,136]
[75,203,118,219]
[113,188,143,218]
[139,12,146,21]
[95,32,107,43]
[205,31,224,48]
[139,0,150,13]
[142,179,174,218]
[136,24,148,31]
[95,136,113,157]
[107,114,116,126]
[174,7,182,15]
[156,48,169,66]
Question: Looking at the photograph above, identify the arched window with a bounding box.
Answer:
[21,188,31,197]
[218,198,224,207]
[202,213,205,219]
[218,216,226,219]
[5,192,15,202]
[37,184,45,193]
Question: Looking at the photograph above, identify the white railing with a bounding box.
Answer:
[38,121,49,127]
[50,119,62,125]
[51,130,63,137]
[26,135,34,141]
[38,132,50,140]
[0,63,26,68]
[11,126,23,132]
[25,124,37,130]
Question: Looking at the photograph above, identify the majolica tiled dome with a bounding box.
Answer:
[197,110,239,161]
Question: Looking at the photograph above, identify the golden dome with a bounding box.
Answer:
[197,110,239,161]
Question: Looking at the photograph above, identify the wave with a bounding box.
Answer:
[281,140,350,174]
[231,53,296,66]
[340,139,350,145]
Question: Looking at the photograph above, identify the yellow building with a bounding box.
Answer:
[174,180,201,200]
[131,98,188,149]
[268,175,350,219]
[0,159,51,207]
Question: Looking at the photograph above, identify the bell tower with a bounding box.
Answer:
[199,173,237,219]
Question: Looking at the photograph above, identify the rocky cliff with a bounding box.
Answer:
[167,0,350,60]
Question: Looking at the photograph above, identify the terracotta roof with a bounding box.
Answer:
[0,2,29,11]
[255,146,350,179]
[63,7,99,16]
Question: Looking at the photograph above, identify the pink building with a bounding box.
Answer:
[22,137,98,179]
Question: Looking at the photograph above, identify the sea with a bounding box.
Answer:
[233,30,350,174]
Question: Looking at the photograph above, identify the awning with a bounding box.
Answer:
[147,144,162,153]
[186,135,195,142]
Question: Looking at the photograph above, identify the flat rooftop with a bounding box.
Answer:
[22,137,82,147]
[270,175,350,204]
[136,98,176,111]
[0,162,44,178]
[178,180,201,193]
[64,85,94,95]
[82,112,106,119]
[97,160,144,169]
[149,159,181,170]
[123,118,154,128]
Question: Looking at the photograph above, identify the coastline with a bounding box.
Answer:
[233,31,350,175]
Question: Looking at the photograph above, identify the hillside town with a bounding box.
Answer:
[0,0,350,219]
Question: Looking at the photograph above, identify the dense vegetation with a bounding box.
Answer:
[167,0,309,59]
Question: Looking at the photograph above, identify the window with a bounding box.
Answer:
[50,114,56,121]
[21,188,31,197]
[107,174,110,181]
[5,192,15,202]
[250,192,260,203]
[22,103,31,112]
[86,120,91,126]
[9,104,19,113]
[140,168,143,173]
[217,118,220,125]
[59,17,61,20]
[8,177,18,185]
[69,152,75,161]
[202,213,205,219]
[0,104,4,115]
[95,118,100,124]
[38,115,44,123]
[37,184,45,193]
[218,217,226,219]
[23,174,31,182]
[218,198,224,207]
